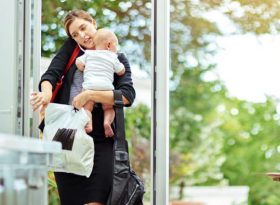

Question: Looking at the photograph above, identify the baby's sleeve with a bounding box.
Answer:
[113,57,125,73]
[76,53,86,64]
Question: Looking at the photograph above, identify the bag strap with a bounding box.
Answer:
[50,45,80,102]
[113,90,127,151]
[63,45,80,76]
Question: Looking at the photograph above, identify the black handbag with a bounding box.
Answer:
[106,90,145,205]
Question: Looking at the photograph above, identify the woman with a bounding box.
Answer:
[30,10,135,205]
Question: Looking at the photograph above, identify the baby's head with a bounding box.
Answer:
[93,28,119,53]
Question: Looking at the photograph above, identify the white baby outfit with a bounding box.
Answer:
[77,50,125,90]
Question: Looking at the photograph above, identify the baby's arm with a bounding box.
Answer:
[114,58,125,76]
[116,68,125,76]
[76,53,86,71]
[76,59,85,71]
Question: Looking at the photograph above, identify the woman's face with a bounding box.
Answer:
[68,18,97,49]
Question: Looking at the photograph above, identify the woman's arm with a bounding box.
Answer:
[114,53,136,106]
[31,38,77,111]
[39,38,77,91]
[30,81,53,111]
[72,53,136,108]
[72,90,130,109]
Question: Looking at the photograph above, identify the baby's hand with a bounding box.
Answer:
[76,59,85,71]
[117,68,125,76]
[72,90,90,109]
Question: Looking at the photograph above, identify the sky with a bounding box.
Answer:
[214,34,280,103]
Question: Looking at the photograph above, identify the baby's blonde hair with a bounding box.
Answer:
[93,28,118,47]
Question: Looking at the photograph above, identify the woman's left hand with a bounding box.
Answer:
[72,90,91,109]
[30,91,52,111]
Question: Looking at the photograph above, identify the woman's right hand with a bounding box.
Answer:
[30,91,52,111]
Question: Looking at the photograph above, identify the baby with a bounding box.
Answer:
[75,28,125,137]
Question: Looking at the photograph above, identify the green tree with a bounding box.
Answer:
[42,0,151,68]
[168,0,280,204]
[219,97,280,204]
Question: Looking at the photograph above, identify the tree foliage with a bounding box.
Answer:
[167,1,280,204]
[42,0,151,69]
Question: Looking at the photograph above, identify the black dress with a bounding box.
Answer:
[39,38,136,205]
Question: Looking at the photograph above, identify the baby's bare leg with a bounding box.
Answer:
[84,101,94,133]
[102,104,115,137]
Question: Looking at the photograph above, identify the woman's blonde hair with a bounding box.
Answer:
[63,9,96,37]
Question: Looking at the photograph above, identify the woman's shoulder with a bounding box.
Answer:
[117,52,124,56]
[59,38,77,52]
[117,52,126,60]
[64,37,76,46]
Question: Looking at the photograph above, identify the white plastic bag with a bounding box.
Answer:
[43,103,94,177]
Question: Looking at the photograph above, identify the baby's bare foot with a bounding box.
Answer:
[85,110,93,133]
[104,122,114,137]
[85,122,93,133]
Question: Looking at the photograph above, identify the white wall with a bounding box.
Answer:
[171,186,249,205]
[0,1,18,134]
